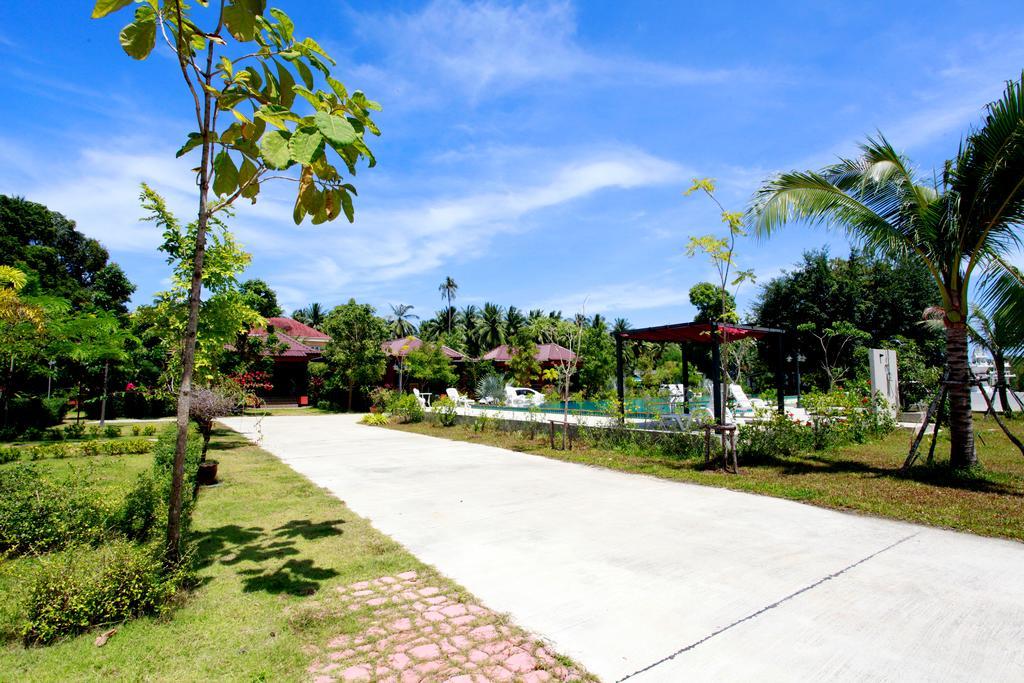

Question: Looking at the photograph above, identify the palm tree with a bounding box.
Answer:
[479,302,506,350]
[613,317,631,334]
[291,302,325,329]
[387,303,419,338]
[969,302,1023,415]
[459,305,481,356]
[439,277,458,333]
[504,306,526,338]
[750,76,1024,469]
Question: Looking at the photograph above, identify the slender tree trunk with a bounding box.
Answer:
[166,93,214,567]
[99,360,110,428]
[3,354,12,428]
[946,321,977,469]
[995,351,1012,416]
[347,383,354,412]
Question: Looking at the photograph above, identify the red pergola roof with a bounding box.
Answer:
[382,336,466,361]
[483,343,577,363]
[615,322,783,344]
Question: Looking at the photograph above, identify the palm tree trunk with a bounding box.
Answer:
[946,322,977,469]
[995,351,1012,415]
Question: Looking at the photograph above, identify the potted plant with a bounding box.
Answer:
[189,386,237,486]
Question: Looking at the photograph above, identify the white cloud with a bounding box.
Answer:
[268,147,687,305]
[350,0,763,100]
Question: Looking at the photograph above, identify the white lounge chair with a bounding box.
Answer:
[445,388,472,408]
[412,388,427,409]
[729,384,767,412]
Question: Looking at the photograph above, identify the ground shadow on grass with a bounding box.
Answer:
[736,450,1023,496]
[194,519,346,595]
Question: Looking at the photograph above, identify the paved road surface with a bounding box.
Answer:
[222,414,1024,682]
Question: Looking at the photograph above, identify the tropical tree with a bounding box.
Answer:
[459,305,481,356]
[292,302,326,328]
[387,303,419,338]
[438,276,458,332]
[504,306,526,339]
[94,0,380,566]
[321,299,389,411]
[968,303,1023,414]
[239,278,282,317]
[405,342,457,391]
[750,76,1024,468]
[479,303,506,350]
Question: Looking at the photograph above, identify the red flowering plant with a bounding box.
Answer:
[229,371,274,408]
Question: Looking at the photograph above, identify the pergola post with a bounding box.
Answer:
[774,333,785,414]
[615,334,625,420]
[681,343,690,414]
[711,323,723,425]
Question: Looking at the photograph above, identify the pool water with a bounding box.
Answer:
[478,396,797,418]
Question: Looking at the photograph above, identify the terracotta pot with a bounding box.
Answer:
[197,460,219,486]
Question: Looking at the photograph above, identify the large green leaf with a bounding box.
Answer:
[314,111,357,146]
[212,151,239,196]
[175,132,204,158]
[294,59,314,90]
[238,158,260,200]
[275,61,296,109]
[91,0,132,18]
[119,14,156,60]
[259,130,292,169]
[289,128,324,165]
[222,0,257,42]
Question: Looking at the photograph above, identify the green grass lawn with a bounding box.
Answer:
[0,427,432,681]
[388,415,1024,542]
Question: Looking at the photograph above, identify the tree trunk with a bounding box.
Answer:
[995,351,1012,416]
[347,383,354,412]
[946,322,977,469]
[99,360,110,428]
[166,95,214,567]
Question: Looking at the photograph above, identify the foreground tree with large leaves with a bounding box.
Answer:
[750,76,1024,469]
[93,0,380,565]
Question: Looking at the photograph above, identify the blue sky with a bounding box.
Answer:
[1,1,1022,326]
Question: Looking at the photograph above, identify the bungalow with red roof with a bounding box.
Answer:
[382,336,466,390]
[247,317,330,403]
[481,342,577,365]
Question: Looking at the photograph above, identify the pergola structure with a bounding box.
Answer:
[614,322,787,424]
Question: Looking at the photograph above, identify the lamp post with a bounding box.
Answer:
[787,353,806,407]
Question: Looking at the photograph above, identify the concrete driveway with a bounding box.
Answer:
[222,414,1024,682]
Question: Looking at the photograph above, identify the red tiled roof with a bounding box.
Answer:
[258,316,329,341]
[482,343,576,363]
[382,336,465,360]
[249,330,321,358]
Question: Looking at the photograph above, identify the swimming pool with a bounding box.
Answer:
[476,396,797,418]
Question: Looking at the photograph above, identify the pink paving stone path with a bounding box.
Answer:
[307,571,594,683]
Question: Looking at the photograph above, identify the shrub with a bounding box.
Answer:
[0,466,106,556]
[390,394,424,423]
[360,413,390,426]
[63,422,85,440]
[7,396,69,432]
[369,387,395,412]
[86,425,101,439]
[737,412,812,460]
[22,540,183,645]
[112,473,161,543]
[432,396,458,427]
[43,428,64,441]
[0,446,19,464]
[476,374,507,404]
[142,425,157,437]
[103,425,122,439]
[131,425,142,437]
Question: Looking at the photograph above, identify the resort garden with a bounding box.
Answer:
[0,0,1023,679]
